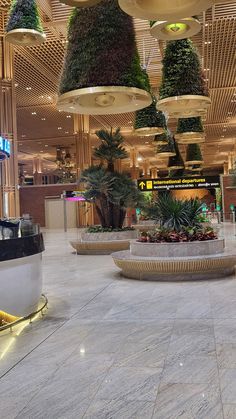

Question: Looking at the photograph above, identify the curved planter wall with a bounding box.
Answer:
[81,230,137,242]
[130,238,225,257]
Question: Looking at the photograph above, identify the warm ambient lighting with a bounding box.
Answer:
[165,22,188,34]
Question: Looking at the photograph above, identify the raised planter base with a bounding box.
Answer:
[112,244,236,281]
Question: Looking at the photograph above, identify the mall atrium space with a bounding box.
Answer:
[0,0,236,418]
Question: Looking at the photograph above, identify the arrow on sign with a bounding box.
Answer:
[139,181,146,190]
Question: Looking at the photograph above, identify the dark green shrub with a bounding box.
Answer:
[134,95,166,130]
[177,117,203,134]
[186,143,203,163]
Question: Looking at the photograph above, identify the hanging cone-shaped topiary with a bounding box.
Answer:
[191,164,203,172]
[150,17,201,41]
[59,0,102,7]
[185,143,203,165]
[118,0,212,21]
[134,95,166,136]
[5,0,46,46]
[158,39,211,118]
[168,141,184,170]
[57,0,152,115]
[152,130,169,146]
[156,131,176,157]
[175,117,205,144]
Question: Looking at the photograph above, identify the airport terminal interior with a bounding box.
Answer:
[0,0,236,418]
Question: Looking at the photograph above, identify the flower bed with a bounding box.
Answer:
[137,226,217,243]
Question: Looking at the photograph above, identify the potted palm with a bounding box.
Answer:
[71,129,140,254]
[134,95,166,136]
[186,143,203,165]
[6,0,46,45]
[57,0,151,115]
[158,39,211,118]
[175,117,205,144]
[150,17,201,41]
[118,0,212,20]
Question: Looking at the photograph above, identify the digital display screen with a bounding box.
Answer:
[0,137,11,160]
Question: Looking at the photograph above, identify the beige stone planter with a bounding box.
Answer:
[130,239,225,258]
[70,230,137,255]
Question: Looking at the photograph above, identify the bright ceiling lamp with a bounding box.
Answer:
[150,17,201,41]
[158,39,211,118]
[5,0,46,46]
[57,0,151,115]
[175,117,205,144]
[118,0,212,21]
[59,0,102,7]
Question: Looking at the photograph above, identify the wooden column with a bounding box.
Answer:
[130,148,140,180]
[0,32,19,218]
[74,114,94,226]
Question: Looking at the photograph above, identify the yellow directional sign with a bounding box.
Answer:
[138,181,146,190]
[146,181,153,190]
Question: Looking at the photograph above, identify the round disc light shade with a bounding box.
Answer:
[59,0,102,7]
[175,131,205,144]
[157,95,211,118]
[5,28,46,46]
[118,0,212,21]
[150,18,201,41]
[57,86,151,115]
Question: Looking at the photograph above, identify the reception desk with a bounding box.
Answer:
[0,229,44,318]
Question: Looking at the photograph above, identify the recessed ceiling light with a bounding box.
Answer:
[137,157,143,161]
[40,150,43,153]
[19,143,22,146]
[15,83,19,87]
[66,115,71,118]
[58,127,62,130]
[26,87,32,91]
[21,134,26,138]
[45,145,48,147]
[204,41,211,45]
[48,96,52,100]
[41,118,46,121]
[65,131,69,134]
[32,112,37,115]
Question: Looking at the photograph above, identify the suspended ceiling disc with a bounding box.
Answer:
[157,95,211,118]
[168,165,185,169]
[150,17,201,41]
[57,86,152,115]
[185,159,203,165]
[118,0,212,21]
[175,131,205,144]
[134,127,165,137]
[59,0,102,6]
[5,29,46,46]
[152,140,168,146]
[156,151,176,157]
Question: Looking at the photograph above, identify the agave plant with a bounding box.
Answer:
[151,193,203,231]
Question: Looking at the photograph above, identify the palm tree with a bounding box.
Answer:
[80,129,141,229]
[93,128,128,172]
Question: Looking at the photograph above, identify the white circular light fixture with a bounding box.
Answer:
[150,17,201,41]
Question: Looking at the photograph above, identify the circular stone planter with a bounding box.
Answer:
[5,29,46,46]
[57,86,152,115]
[112,238,236,281]
[118,0,212,21]
[131,239,225,257]
[150,18,201,41]
[175,132,205,144]
[60,0,102,6]
[134,127,165,137]
[157,95,211,118]
[70,230,137,255]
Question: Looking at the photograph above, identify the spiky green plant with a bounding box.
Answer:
[151,194,203,231]
[6,0,44,33]
[80,128,141,229]
[59,0,150,95]
[159,39,208,99]
[177,117,204,134]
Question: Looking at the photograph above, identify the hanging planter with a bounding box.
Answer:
[134,95,166,136]
[185,143,203,165]
[175,117,205,144]
[191,164,202,172]
[168,141,184,170]
[150,17,201,41]
[152,130,169,146]
[118,0,212,21]
[156,132,176,157]
[157,39,211,118]
[60,0,102,7]
[57,1,152,115]
[5,0,46,46]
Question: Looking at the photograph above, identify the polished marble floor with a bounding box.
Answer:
[1,225,236,418]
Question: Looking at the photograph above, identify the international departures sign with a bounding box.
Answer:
[138,176,221,192]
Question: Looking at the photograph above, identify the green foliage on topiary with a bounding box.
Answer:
[186,143,203,163]
[59,0,150,95]
[156,131,176,155]
[168,141,184,169]
[6,0,44,33]
[159,39,208,99]
[177,117,204,134]
[153,130,169,145]
[134,95,166,130]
